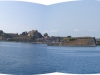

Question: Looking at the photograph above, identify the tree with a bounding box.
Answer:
[44,33,48,37]
[67,36,71,38]
[0,30,3,36]
[30,31,43,41]
[38,32,43,38]
[2,33,12,38]
[33,32,42,39]
[69,38,76,41]
[21,31,27,35]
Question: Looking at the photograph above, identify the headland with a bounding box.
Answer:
[0,30,99,47]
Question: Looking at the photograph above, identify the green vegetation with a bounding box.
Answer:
[67,36,71,38]
[44,33,48,37]
[64,37,77,41]
[7,38,18,42]
[97,42,100,45]
[21,31,28,35]
[69,38,76,41]
[32,32,42,39]
[0,30,3,36]
[2,33,12,38]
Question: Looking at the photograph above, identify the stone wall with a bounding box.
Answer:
[47,37,96,47]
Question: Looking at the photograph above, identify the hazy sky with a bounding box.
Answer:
[0,0,100,37]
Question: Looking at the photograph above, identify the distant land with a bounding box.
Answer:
[0,29,100,47]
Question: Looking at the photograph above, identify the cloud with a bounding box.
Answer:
[74,29,81,32]
[50,30,58,33]
[96,0,100,1]
[43,30,49,33]
[16,0,81,5]
[88,30,98,32]
[44,30,58,33]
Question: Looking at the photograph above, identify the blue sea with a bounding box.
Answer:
[0,42,100,75]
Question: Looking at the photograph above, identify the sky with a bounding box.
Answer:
[0,0,100,37]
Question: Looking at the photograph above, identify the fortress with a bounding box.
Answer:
[47,37,96,47]
[0,30,98,47]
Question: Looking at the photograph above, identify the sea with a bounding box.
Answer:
[0,42,100,75]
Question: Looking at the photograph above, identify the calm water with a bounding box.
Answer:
[0,42,100,75]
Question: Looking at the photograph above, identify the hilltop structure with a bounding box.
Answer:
[27,30,42,38]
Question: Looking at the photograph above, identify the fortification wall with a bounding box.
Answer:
[47,37,96,47]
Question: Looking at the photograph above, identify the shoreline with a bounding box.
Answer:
[0,41,97,47]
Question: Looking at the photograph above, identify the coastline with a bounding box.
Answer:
[0,40,97,47]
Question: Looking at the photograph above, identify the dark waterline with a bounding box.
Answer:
[0,42,100,75]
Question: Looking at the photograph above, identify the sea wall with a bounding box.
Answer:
[47,37,96,47]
